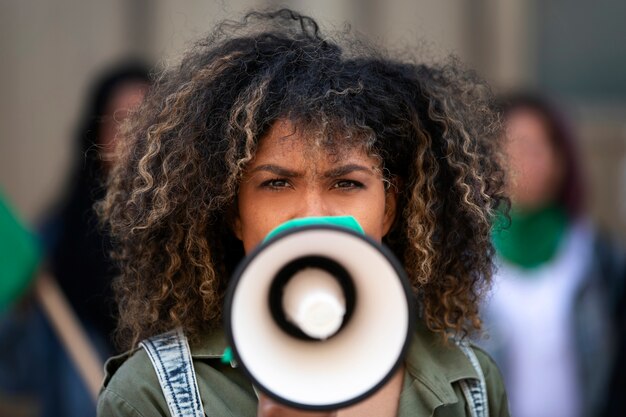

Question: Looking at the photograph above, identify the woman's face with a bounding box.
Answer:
[99,81,149,170]
[235,120,397,253]
[504,107,565,210]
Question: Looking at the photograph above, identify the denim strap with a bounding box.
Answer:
[140,328,205,417]
[457,342,489,417]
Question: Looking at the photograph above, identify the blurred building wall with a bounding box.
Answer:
[0,0,264,222]
[0,0,133,221]
[0,0,624,239]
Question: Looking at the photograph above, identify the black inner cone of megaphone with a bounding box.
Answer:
[268,255,356,341]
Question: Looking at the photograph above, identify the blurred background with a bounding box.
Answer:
[0,1,625,417]
[1,0,625,236]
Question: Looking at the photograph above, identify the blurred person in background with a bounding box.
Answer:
[0,63,150,417]
[40,63,150,351]
[481,94,626,417]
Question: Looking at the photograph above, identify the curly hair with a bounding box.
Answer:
[98,9,507,350]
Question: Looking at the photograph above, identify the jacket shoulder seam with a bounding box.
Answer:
[100,387,148,417]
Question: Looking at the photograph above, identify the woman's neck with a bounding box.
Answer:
[337,365,405,417]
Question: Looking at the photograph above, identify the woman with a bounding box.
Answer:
[0,65,150,417]
[41,64,150,348]
[97,10,509,417]
[483,94,626,417]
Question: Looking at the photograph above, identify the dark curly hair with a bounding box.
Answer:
[98,9,507,349]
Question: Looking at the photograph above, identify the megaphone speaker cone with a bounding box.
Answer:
[282,266,346,339]
[269,255,356,341]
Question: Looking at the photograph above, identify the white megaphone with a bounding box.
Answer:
[224,216,414,411]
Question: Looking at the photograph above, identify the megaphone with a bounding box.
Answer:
[224,216,414,411]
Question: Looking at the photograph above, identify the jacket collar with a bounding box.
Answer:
[402,321,478,407]
[190,321,478,409]
[190,329,229,358]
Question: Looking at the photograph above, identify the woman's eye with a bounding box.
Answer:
[260,179,290,189]
[332,180,364,190]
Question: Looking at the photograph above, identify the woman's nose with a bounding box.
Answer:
[296,190,332,218]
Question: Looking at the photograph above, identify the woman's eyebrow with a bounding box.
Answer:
[249,163,374,178]
[249,164,302,177]
[323,164,374,178]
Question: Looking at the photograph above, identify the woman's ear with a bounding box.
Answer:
[229,203,243,241]
[382,180,399,237]
[233,216,243,241]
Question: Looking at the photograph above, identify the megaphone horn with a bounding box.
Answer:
[224,216,414,411]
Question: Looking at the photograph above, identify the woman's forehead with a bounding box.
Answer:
[252,119,378,165]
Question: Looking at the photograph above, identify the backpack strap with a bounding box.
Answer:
[140,328,205,417]
[457,342,489,417]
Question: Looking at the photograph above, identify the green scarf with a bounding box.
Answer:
[492,203,568,269]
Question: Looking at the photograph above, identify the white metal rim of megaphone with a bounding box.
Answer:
[224,224,415,411]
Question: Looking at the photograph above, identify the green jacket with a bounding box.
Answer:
[98,322,510,416]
